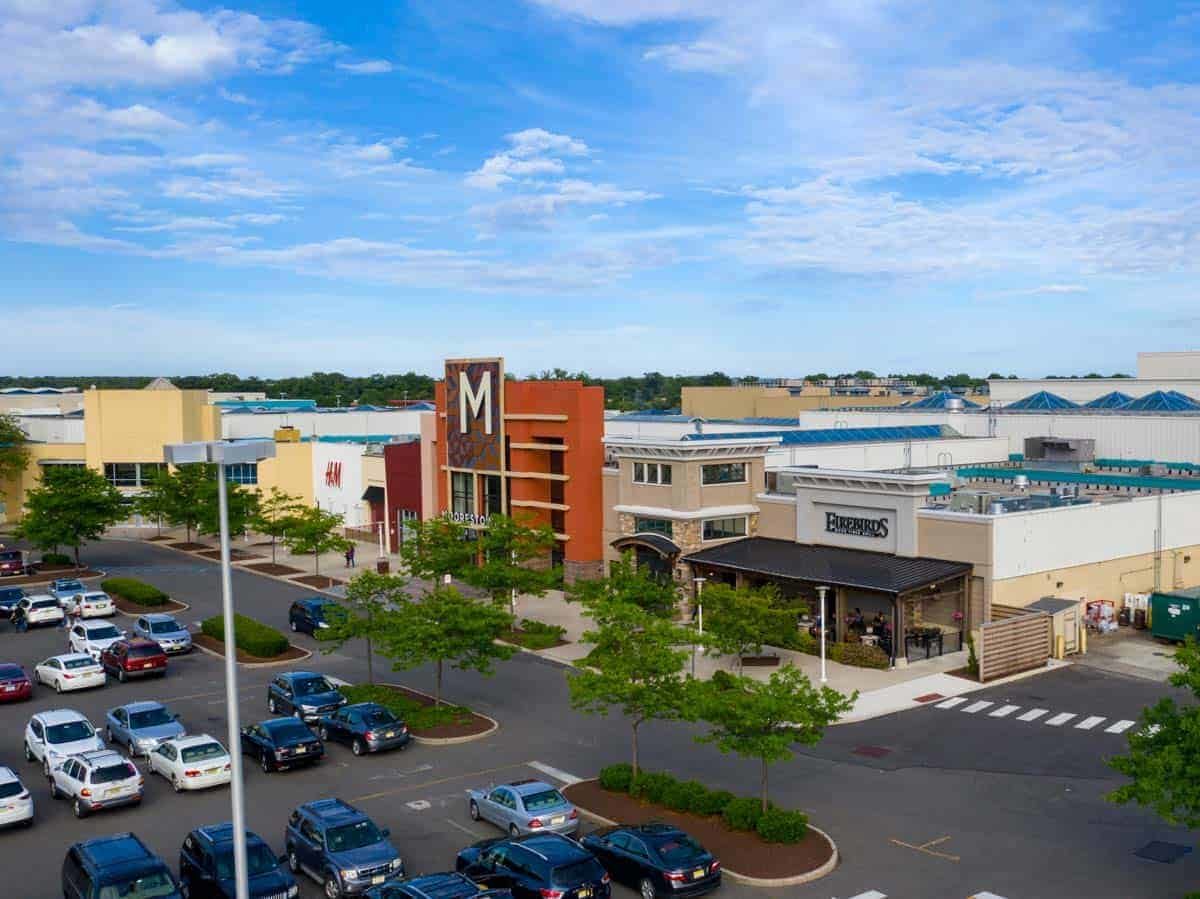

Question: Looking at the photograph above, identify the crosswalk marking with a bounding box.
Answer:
[1017,708,1049,722]
[988,704,1020,718]
[1075,715,1106,730]
[1046,712,1076,727]
[1105,719,1136,734]
[936,697,968,709]
[962,700,993,714]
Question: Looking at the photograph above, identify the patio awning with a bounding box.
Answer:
[685,537,971,595]
[611,533,681,558]
[361,485,385,503]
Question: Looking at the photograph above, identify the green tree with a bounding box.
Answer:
[283,506,350,577]
[567,553,680,619]
[700,583,794,674]
[249,487,304,564]
[15,466,125,568]
[0,413,29,502]
[696,665,855,812]
[197,476,259,540]
[568,599,692,776]
[1109,638,1200,826]
[375,584,514,705]
[323,570,409,685]
[460,513,558,613]
[133,468,173,536]
[161,463,214,543]
[398,515,477,582]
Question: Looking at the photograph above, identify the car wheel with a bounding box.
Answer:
[323,873,342,899]
[469,800,480,821]
[103,727,112,743]
[172,774,183,793]
[54,679,62,694]
[640,878,658,899]
[260,752,273,774]
[42,759,51,777]
[117,668,126,683]
[72,798,88,819]
[23,742,33,763]
[318,725,329,741]
[509,823,519,838]
[286,848,299,874]
[289,619,297,632]
[352,739,364,757]
[48,777,60,799]
[268,696,277,714]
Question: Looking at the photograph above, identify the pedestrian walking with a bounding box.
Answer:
[345,544,356,568]
[12,606,27,633]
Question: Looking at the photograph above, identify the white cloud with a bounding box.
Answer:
[228,213,286,225]
[161,169,294,202]
[471,179,658,231]
[1027,284,1088,295]
[643,41,745,72]
[336,59,393,74]
[173,153,249,168]
[68,99,184,132]
[113,216,233,233]
[218,87,254,105]
[465,128,589,189]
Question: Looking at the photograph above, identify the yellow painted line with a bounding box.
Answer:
[351,761,531,803]
[889,835,960,862]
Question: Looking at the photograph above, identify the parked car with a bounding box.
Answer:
[289,597,338,635]
[50,578,87,604]
[467,780,580,837]
[317,702,411,756]
[47,748,143,819]
[62,832,182,899]
[0,586,26,616]
[105,700,185,756]
[581,824,721,899]
[146,735,232,793]
[69,620,127,660]
[241,718,324,773]
[0,662,33,702]
[25,709,105,773]
[16,595,65,628]
[365,872,512,898]
[179,822,299,899]
[0,765,34,829]
[100,637,168,682]
[284,798,404,897]
[131,613,192,654]
[34,653,106,693]
[267,671,346,722]
[70,591,116,619]
[0,548,32,577]
[456,833,610,899]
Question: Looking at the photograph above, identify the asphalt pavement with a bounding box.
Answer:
[0,537,1194,899]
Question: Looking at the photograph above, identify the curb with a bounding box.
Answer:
[10,569,107,589]
[371,682,499,746]
[192,640,313,668]
[112,598,191,619]
[571,790,839,887]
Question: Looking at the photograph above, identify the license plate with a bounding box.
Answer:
[204,767,221,775]
[551,815,565,825]
[295,746,306,754]
[371,876,385,885]
[105,787,126,798]
[579,889,592,899]
[384,731,395,738]
[142,662,153,669]
[693,868,705,879]
[4,685,14,692]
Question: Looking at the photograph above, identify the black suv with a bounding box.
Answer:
[456,833,610,899]
[285,798,404,897]
[289,598,337,635]
[179,823,298,898]
[267,671,346,722]
[365,872,512,898]
[63,832,181,899]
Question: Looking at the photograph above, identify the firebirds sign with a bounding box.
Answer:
[445,358,504,471]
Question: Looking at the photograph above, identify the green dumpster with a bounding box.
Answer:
[1150,587,1200,642]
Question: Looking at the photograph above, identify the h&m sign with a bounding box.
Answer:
[825,511,890,539]
[445,358,504,472]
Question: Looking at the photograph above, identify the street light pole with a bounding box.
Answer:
[816,584,829,684]
[691,577,706,678]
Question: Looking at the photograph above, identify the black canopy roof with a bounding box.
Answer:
[611,533,681,557]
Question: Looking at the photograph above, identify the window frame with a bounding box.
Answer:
[451,471,475,517]
[631,461,672,486]
[701,462,748,486]
[702,516,748,541]
[632,516,673,537]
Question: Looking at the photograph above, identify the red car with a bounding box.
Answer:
[0,550,31,578]
[100,638,168,682]
[0,663,32,702]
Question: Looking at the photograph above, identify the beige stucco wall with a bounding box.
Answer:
[84,388,220,469]
[756,495,798,541]
[680,386,916,419]
[0,444,87,523]
[256,441,314,506]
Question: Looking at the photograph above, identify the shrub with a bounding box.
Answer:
[100,577,169,607]
[599,763,634,793]
[506,618,568,650]
[721,797,765,832]
[663,779,708,813]
[966,632,980,678]
[201,613,289,659]
[630,771,677,805]
[756,808,809,843]
[691,788,735,817]
[710,669,738,691]
[519,618,566,638]
[829,641,890,669]
[41,552,72,566]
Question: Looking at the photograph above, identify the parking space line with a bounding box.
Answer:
[1017,708,1048,722]
[935,697,968,709]
[846,891,887,899]
[1046,713,1076,727]
[351,762,531,803]
[988,705,1020,718]
[962,701,993,714]
[889,834,960,862]
[528,760,582,786]
[445,818,489,840]
[1075,716,1106,731]
[1105,719,1136,734]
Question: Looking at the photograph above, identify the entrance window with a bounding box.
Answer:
[632,462,672,485]
[702,516,747,541]
[103,463,138,486]
[701,462,746,485]
[633,517,673,537]
[482,475,503,516]
[224,463,258,485]
[451,472,475,516]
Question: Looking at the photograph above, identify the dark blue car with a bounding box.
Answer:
[289,598,338,635]
[62,832,182,899]
[179,823,298,899]
[0,587,25,617]
[318,702,411,756]
[267,670,347,722]
[240,717,324,773]
[456,833,611,899]
[285,798,403,897]
[365,871,512,898]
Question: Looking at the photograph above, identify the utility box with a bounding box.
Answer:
[1150,587,1200,642]
[1027,597,1082,655]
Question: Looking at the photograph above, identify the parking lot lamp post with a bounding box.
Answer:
[163,439,275,899]
[816,584,829,684]
[691,576,706,678]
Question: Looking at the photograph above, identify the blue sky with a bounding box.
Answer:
[1,0,1198,378]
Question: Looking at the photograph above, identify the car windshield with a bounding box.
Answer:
[130,708,172,729]
[57,581,83,591]
[128,644,162,659]
[654,835,706,865]
[362,708,398,728]
[551,857,605,885]
[0,551,20,561]
[33,600,58,609]
[91,762,137,784]
[149,620,180,634]
[83,594,109,604]
[215,842,278,880]
[180,743,225,763]
[293,677,334,697]
[0,782,24,799]
[325,820,383,852]
[521,789,567,811]
[64,657,95,670]
[0,665,21,678]
[96,869,176,899]
[88,625,122,640]
[45,720,94,743]
[270,723,314,743]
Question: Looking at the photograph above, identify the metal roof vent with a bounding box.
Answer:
[945,397,965,412]
[1013,474,1030,492]
[690,417,705,434]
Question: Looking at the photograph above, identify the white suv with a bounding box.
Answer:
[17,595,64,628]
[68,621,126,660]
[47,749,143,819]
[0,766,33,828]
[24,710,105,774]
[70,591,115,619]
